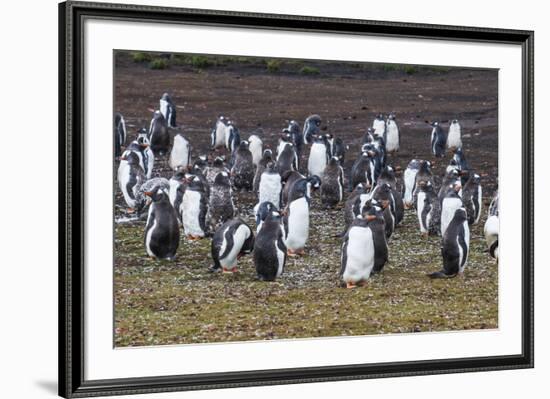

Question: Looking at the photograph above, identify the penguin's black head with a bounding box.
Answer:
[387,112,396,121]
[161,92,171,101]
[266,161,278,173]
[307,175,322,190]
[469,173,481,185]
[172,167,187,181]
[187,175,205,191]
[214,171,231,186]
[452,119,459,124]
[431,121,440,127]
[144,185,169,203]
[256,201,277,226]
[193,155,209,172]
[361,199,383,220]
[288,120,301,134]
[280,131,293,142]
[328,156,340,167]
[123,151,141,166]
[239,140,249,151]
[262,149,273,162]
[454,208,468,222]
[212,157,225,168]
[153,110,164,120]
[325,133,334,140]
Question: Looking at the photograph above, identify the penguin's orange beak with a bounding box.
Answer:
[144,191,153,197]
[366,215,377,221]
[381,200,390,209]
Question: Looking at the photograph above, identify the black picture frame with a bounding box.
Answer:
[59,1,534,397]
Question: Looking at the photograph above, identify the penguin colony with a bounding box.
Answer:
[116,93,498,288]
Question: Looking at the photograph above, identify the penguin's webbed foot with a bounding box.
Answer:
[346,281,357,289]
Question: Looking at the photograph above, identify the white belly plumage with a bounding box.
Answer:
[441,198,463,236]
[484,215,499,260]
[145,205,157,257]
[181,190,204,236]
[403,168,418,205]
[213,122,226,148]
[373,120,385,136]
[342,226,375,283]
[219,224,250,268]
[308,143,327,177]
[385,121,399,152]
[168,179,180,208]
[169,135,190,170]
[248,136,263,166]
[475,186,483,224]
[285,197,309,250]
[417,191,428,233]
[447,125,462,148]
[258,173,282,209]
[117,160,136,208]
[458,221,470,272]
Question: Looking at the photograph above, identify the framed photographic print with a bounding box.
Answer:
[59,1,534,397]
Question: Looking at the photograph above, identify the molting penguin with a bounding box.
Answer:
[307,134,330,178]
[281,170,305,208]
[402,159,421,208]
[430,121,447,158]
[429,208,469,278]
[117,151,145,213]
[169,133,191,171]
[114,112,127,158]
[321,156,344,208]
[210,218,254,273]
[205,156,228,186]
[283,176,316,256]
[372,114,386,138]
[287,120,303,160]
[193,154,209,174]
[416,181,441,236]
[231,140,254,191]
[248,134,263,167]
[350,149,376,191]
[440,180,463,236]
[180,174,209,240]
[277,136,298,177]
[144,185,180,260]
[385,112,400,153]
[253,149,273,193]
[484,190,499,261]
[159,92,177,128]
[148,110,170,156]
[412,160,433,209]
[462,173,482,225]
[134,177,170,216]
[257,161,282,209]
[303,114,321,145]
[207,171,235,231]
[447,119,462,150]
[211,115,228,150]
[254,210,286,281]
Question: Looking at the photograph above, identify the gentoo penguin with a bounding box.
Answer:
[430,121,447,158]
[385,113,400,153]
[362,127,375,144]
[350,150,375,191]
[325,133,346,164]
[440,180,463,236]
[412,160,433,209]
[303,114,321,145]
[283,177,316,256]
[452,147,470,185]
[320,156,344,208]
[255,201,277,233]
[363,200,389,274]
[137,130,155,179]
[114,112,127,158]
[462,173,482,225]
[372,135,387,169]
[377,166,404,226]
[253,149,273,193]
[159,92,177,128]
[277,138,298,177]
[429,208,470,278]
[207,171,235,231]
[248,134,263,167]
[169,133,191,171]
[168,167,187,219]
[118,151,145,213]
[372,114,386,138]
[225,121,241,153]
[148,110,170,156]
[340,211,376,288]
[231,140,254,191]
[438,167,461,202]
[180,175,209,240]
[416,181,441,236]
[254,210,287,281]
[447,119,462,150]
[287,120,303,160]
[205,156,228,186]
[371,183,397,239]
[211,115,228,150]
[257,161,283,209]
[484,190,499,260]
[190,163,210,200]
[210,218,254,273]
[402,159,421,208]
[377,165,397,191]
[342,183,367,235]
[281,170,305,208]
[308,135,330,178]
[144,185,180,260]
[193,154,209,174]
[134,177,170,215]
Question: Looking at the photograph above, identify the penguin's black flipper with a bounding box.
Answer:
[427,270,457,279]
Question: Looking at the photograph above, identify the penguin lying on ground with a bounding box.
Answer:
[447,119,462,150]
[207,171,235,232]
[169,133,191,171]
[254,210,287,281]
[144,185,180,260]
[181,174,209,240]
[148,110,170,156]
[231,140,254,191]
[462,173,482,225]
[303,114,321,145]
[385,113,399,153]
[321,156,344,208]
[210,218,254,273]
[159,92,177,128]
[429,208,470,278]
[430,121,447,158]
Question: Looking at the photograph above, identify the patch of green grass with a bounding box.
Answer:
[149,58,169,70]
[266,60,281,73]
[132,52,153,63]
[190,55,212,69]
[404,65,418,75]
[299,66,320,75]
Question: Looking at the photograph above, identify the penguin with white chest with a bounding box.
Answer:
[412,160,433,209]
[169,133,191,171]
[430,121,447,158]
[402,159,421,208]
[118,151,145,213]
[440,180,463,236]
[254,210,287,282]
[168,167,187,220]
[321,156,344,208]
[303,114,321,145]
[447,119,462,150]
[114,112,127,159]
[159,93,177,128]
[350,149,375,191]
[429,208,470,278]
[210,218,254,273]
[180,175,209,240]
[484,190,499,261]
[371,183,397,239]
[372,114,386,138]
[255,201,278,233]
[253,149,274,193]
[144,186,180,260]
[283,177,315,256]
[248,134,263,167]
[225,121,241,154]
[148,110,170,156]
[385,113,400,153]
[211,116,228,150]
[462,173,482,225]
[257,162,283,209]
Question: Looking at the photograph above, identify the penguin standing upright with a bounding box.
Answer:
[255,201,277,233]
[484,190,499,261]
[372,135,387,169]
[342,183,367,234]
[281,170,305,207]
[114,112,127,158]
[403,159,421,208]
[303,114,321,145]
[144,186,180,260]
[283,177,315,256]
[210,218,254,273]
[447,119,462,150]
[137,130,155,179]
[287,120,303,160]
[462,173,482,225]
[385,113,400,153]
[169,133,191,171]
[350,150,376,191]
[118,151,145,212]
[430,121,447,158]
[231,140,254,191]
[340,211,376,288]
[159,93,177,128]
[134,177,170,215]
[225,121,241,154]
[254,210,286,281]
[321,156,344,208]
[168,167,187,220]
[277,138,298,177]
[148,110,170,156]
[371,183,397,239]
[248,134,263,167]
[377,165,397,191]
[452,147,470,185]
[253,149,273,193]
[257,162,283,209]
[377,166,404,226]
[363,200,388,274]
[363,127,375,144]
[211,115,228,150]
[440,180,463,236]
[429,208,470,278]
[416,181,441,236]
[207,171,235,231]
[438,167,461,201]
[180,175,209,240]
[205,156,228,186]
[372,114,386,138]
[412,160,433,209]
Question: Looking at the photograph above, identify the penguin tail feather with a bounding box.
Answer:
[428,270,456,279]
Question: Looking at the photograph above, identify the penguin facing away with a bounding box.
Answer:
[277,139,298,177]
[281,170,305,208]
[254,210,287,281]
[430,122,447,158]
[340,212,376,288]
[180,175,209,240]
[159,93,177,128]
[207,171,235,232]
[321,156,344,208]
[144,185,180,260]
[225,121,241,153]
[231,140,255,191]
[371,183,396,239]
[429,208,470,278]
[148,110,170,156]
[440,180,463,236]
[205,156,228,186]
[412,160,433,209]
[385,113,400,153]
[117,151,145,212]
[248,134,263,167]
[287,120,303,160]
[114,112,127,158]
[210,218,254,273]
[462,173,482,225]
[350,150,375,191]
[303,114,321,145]
[169,133,191,171]
[447,119,462,150]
